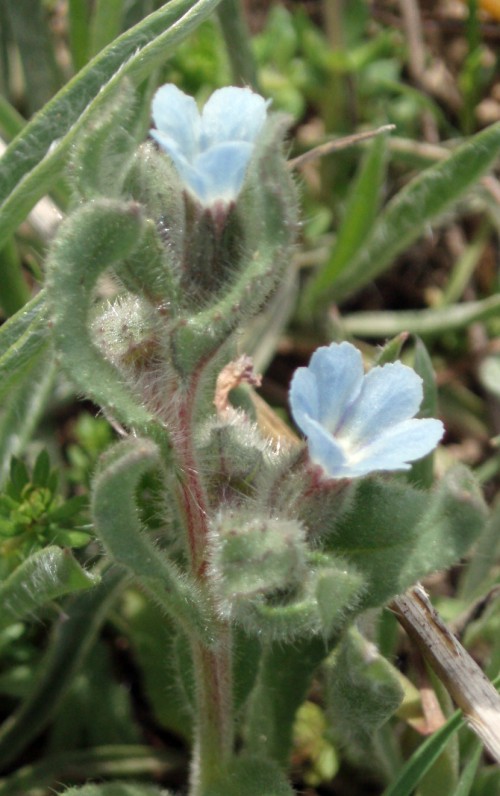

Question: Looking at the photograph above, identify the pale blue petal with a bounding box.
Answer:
[193,141,254,203]
[149,129,190,166]
[201,87,269,148]
[308,343,364,431]
[289,341,444,481]
[150,84,269,205]
[151,84,200,160]
[339,363,423,445]
[296,412,349,477]
[289,367,320,427]
[149,130,204,195]
[346,418,444,476]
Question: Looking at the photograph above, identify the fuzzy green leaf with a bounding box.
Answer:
[0,547,99,632]
[243,636,334,766]
[0,290,49,403]
[46,199,157,433]
[56,784,167,796]
[70,80,138,201]
[203,755,294,796]
[92,438,211,641]
[324,627,403,744]
[0,354,56,487]
[327,466,487,610]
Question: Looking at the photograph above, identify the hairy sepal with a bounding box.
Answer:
[121,143,185,303]
[224,551,365,642]
[208,510,307,609]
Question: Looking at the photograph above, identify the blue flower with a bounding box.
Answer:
[150,84,269,206]
[289,342,444,479]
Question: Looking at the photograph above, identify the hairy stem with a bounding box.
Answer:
[174,377,212,574]
[172,374,235,794]
[190,625,234,795]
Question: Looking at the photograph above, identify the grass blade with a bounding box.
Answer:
[0,290,49,402]
[4,0,62,113]
[320,123,500,306]
[381,711,463,796]
[343,293,500,338]
[302,133,388,315]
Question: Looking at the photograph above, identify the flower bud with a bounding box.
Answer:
[208,510,307,613]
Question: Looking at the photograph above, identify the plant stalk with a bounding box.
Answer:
[190,625,234,795]
[173,377,235,794]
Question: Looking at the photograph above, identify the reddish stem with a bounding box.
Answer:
[171,371,235,794]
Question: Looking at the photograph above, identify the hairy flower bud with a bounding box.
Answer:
[208,510,307,613]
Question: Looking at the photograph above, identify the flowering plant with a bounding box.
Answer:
[1,73,490,796]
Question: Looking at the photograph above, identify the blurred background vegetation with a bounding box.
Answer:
[2,1,500,794]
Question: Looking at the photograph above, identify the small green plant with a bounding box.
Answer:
[0,451,90,577]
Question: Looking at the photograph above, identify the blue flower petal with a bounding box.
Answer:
[149,129,190,169]
[339,362,423,445]
[294,412,349,477]
[151,84,200,160]
[289,341,444,480]
[200,87,269,148]
[307,343,364,431]
[345,418,444,476]
[150,84,269,206]
[289,366,320,428]
[194,141,255,203]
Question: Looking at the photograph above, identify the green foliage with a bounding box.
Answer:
[381,710,464,796]
[303,121,500,310]
[0,451,90,576]
[58,785,167,796]
[327,467,487,609]
[243,636,332,766]
[208,511,307,604]
[69,81,141,202]
[324,627,403,748]
[0,291,49,404]
[292,702,338,787]
[165,20,230,93]
[3,0,62,114]
[299,131,388,320]
[47,639,141,751]
[0,546,98,632]
[121,591,193,740]
[202,756,294,796]
[0,569,126,770]
[46,199,159,434]
[92,439,210,641]
[66,414,115,488]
